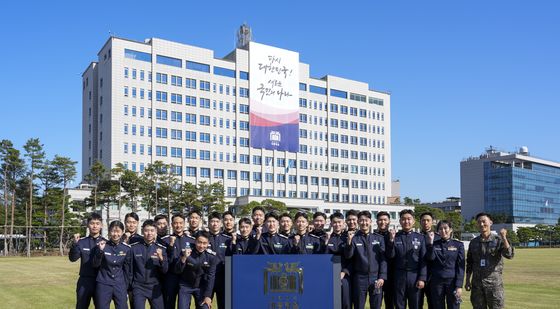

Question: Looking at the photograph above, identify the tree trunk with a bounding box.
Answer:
[3,175,8,256]
[9,191,15,255]
[167,193,171,234]
[43,195,47,254]
[59,184,66,256]
[27,171,33,258]
[94,187,98,212]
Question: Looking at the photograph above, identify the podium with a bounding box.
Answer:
[225,254,341,309]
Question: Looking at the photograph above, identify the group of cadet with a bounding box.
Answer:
[69,207,513,309]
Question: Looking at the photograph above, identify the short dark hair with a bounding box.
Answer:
[154,214,168,223]
[399,209,414,218]
[252,206,265,215]
[436,220,452,231]
[265,211,279,221]
[142,219,157,229]
[357,211,372,219]
[171,213,185,221]
[197,230,210,240]
[108,220,124,231]
[87,212,103,224]
[222,211,235,220]
[187,209,202,218]
[330,212,344,221]
[279,212,292,220]
[238,217,252,226]
[420,212,434,220]
[208,211,222,221]
[475,212,492,221]
[294,212,309,221]
[376,211,390,220]
[124,212,139,222]
[345,210,358,219]
[313,212,327,220]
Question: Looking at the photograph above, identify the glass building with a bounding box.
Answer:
[461,147,560,226]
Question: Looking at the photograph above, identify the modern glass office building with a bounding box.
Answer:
[81,27,393,214]
[461,147,560,226]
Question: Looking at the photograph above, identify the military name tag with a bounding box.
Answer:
[480,259,486,267]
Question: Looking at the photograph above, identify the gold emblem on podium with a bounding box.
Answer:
[264,262,303,294]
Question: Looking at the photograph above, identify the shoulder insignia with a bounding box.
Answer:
[221,233,232,238]
[185,234,196,240]
[156,243,167,249]
[309,234,320,239]
[122,243,131,248]
[278,234,288,239]
[161,235,170,239]
[206,249,216,255]
[131,242,142,246]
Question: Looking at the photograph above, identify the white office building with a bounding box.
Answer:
[82,27,394,216]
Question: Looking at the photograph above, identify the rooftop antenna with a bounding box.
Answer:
[236,23,252,49]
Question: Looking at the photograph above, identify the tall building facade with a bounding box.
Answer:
[82,32,392,213]
[461,147,560,227]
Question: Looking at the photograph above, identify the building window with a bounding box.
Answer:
[186,61,210,73]
[156,55,182,68]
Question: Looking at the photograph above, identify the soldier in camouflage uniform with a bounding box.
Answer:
[465,212,514,309]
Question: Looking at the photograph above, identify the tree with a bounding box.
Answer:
[51,155,77,256]
[0,140,25,255]
[37,160,62,253]
[403,197,414,206]
[23,138,45,257]
[178,182,201,213]
[198,182,228,214]
[85,161,106,212]
[117,164,141,212]
[517,227,536,244]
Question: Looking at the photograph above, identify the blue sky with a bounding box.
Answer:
[0,1,558,202]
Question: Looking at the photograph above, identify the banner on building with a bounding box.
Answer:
[249,42,299,152]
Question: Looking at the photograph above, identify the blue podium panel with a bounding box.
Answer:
[227,255,340,309]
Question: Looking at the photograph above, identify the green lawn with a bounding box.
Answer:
[0,249,558,308]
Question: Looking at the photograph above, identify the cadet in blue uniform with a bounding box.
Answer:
[251,206,266,237]
[161,213,194,309]
[187,209,204,238]
[345,210,359,234]
[123,212,142,308]
[426,220,465,309]
[419,212,440,309]
[91,220,132,309]
[175,231,217,309]
[345,211,387,309]
[208,211,233,309]
[290,212,325,254]
[375,211,395,309]
[387,209,427,309]
[129,219,168,309]
[326,212,352,309]
[257,212,291,254]
[309,212,328,243]
[124,212,143,245]
[279,212,294,237]
[69,212,105,309]
[154,214,170,243]
[221,211,236,236]
[229,218,259,255]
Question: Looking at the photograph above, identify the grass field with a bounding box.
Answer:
[0,248,558,308]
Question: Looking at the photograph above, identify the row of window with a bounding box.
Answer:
[299,99,385,121]
[124,49,249,80]
[122,142,384,173]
